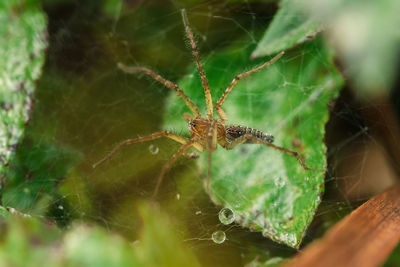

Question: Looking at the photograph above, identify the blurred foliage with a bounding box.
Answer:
[245,256,284,267]
[385,243,400,267]
[251,0,322,58]
[254,0,400,97]
[0,0,398,266]
[2,137,81,212]
[103,0,122,19]
[298,0,400,98]
[0,0,47,185]
[0,203,199,267]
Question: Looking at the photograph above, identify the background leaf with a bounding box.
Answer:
[3,0,395,264]
[0,0,47,182]
[164,38,343,248]
[297,0,400,97]
[251,0,322,58]
[0,203,200,266]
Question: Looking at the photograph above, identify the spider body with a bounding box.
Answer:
[184,115,223,149]
[224,125,274,146]
[184,113,273,150]
[93,9,323,197]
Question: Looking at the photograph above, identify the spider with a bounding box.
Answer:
[93,9,324,197]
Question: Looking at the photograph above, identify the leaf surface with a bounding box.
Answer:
[164,38,343,248]
[251,0,322,58]
[0,0,47,177]
[295,0,400,97]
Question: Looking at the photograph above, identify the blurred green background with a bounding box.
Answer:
[1,0,399,266]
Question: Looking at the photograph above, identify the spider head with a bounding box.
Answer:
[183,113,208,140]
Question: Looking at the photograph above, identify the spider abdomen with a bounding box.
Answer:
[225,125,274,143]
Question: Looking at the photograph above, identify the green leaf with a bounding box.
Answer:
[2,140,81,211]
[102,0,122,20]
[0,205,9,217]
[0,1,47,177]
[0,209,140,266]
[246,256,285,267]
[251,0,322,58]
[62,225,140,267]
[164,38,343,248]
[0,204,200,266]
[295,0,400,97]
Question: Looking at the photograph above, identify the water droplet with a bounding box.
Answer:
[274,177,286,188]
[211,230,226,244]
[218,208,235,225]
[148,144,159,155]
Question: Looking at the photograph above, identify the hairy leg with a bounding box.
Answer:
[207,120,218,151]
[153,140,198,197]
[183,152,199,159]
[93,131,202,168]
[225,134,324,172]
[117,63,201,117]
[205,120,218,193]
[215,51,285,121]
[181,9,213,118]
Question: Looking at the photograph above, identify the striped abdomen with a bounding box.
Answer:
[225,125,274,143]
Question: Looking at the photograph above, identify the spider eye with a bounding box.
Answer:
[190,121,196,127]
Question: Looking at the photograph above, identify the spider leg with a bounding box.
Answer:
[153,140,199,197]
[215,51,285,122]
[183,152,199,159]
[93,131,202,168]
[205,120,218,193]
[181,9,213,118]
[225,134,324,172]
[207,120,218,151]
[206,149,212,194]
[117,63,201,117]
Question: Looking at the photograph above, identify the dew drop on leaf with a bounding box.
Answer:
[274,177,286,188]
[148,144,159,155]
[218,207,235,225]
[211,230,226,244]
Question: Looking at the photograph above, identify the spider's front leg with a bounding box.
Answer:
[183,152,199,159]
[93,131,192,168]
[224,127,324,172]
[202,120,218,194]
[93,131,204,197]
[215,51,285,122]
[153,140,201,197]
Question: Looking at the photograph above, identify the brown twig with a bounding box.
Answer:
[284,183,400,267]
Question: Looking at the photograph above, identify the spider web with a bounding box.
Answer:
[2,1,397,266]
